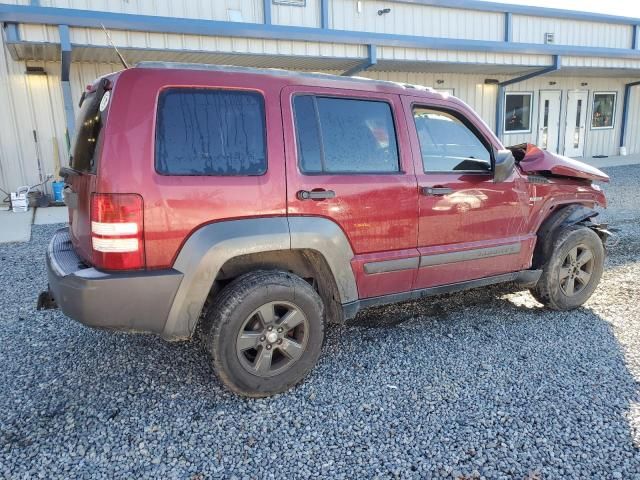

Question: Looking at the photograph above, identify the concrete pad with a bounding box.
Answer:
[581,155,640,169]
[34,206,69,225]
[0,208,33,243]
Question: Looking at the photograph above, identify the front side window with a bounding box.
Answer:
[155,89,266,176]
[504,92,532,133]
[293,95,399,174]
[591,92,616,129]
[413,108,491,173]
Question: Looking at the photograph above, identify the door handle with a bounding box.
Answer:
[421,186,453,196]
[297,189,336,201]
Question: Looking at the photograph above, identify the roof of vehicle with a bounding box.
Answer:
[134,61,441,96]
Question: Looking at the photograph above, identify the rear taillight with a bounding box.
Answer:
[90,193,144,270]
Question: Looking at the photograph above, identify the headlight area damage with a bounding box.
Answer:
[507,143,613,249]
[507,143,610,183]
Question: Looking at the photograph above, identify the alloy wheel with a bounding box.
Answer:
[558,244,594,296]
[235,301,309,378]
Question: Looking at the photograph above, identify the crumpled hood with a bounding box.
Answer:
[508,143,610,182]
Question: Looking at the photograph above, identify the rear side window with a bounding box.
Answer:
[155,89,266,176]
[293,95,399,174]
[413,108,491,173]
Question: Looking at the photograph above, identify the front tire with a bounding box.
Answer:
[203,270,325,397]
[530,225,604,310]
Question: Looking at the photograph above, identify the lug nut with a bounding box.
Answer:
[266,344,272,350]
[277,327,283,333]
[260,336,265,342]
[268,326,273,331]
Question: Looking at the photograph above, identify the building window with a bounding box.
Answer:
[293,95,400,174]
[227,9,243,22]
[591,92,616,129]
[435,88,455,96]
[273,0,306,5]
[155,89,267,176]
[413,108,491,173]
[504,92,532,133]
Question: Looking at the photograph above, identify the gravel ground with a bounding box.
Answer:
[1,165,640,479]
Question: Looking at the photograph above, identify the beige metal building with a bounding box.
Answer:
[1,0,639,194]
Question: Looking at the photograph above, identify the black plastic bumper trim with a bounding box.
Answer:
[47,228,184,335]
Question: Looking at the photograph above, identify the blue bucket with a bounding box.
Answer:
[52,181,65,202]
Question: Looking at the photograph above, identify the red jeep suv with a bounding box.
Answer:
[45,63,610,397]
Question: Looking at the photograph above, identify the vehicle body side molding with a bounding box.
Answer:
[163,216,357,339]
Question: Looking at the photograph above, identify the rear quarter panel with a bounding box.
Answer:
[98,68,287,269]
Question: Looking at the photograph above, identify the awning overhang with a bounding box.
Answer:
[10,42,640,78]
[6,40,572,77]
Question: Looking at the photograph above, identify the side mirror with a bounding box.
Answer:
[493,149,515,183]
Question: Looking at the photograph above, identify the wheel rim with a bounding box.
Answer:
[558,243,595,296]
[236,301,309,378]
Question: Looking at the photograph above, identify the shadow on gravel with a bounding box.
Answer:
[350,282,529,328]
[1,224,640,478]
[341,282,640,476]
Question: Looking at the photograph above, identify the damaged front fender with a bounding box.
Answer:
[532,204,608,268]
[508,143,610,183]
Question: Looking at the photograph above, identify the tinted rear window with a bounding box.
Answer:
[155,89,267,176]
[70,81,109,172]
[293,95,399,174]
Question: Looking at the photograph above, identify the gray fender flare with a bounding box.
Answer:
[162,216,357,339]
[532,203,600,269]
[288,216,358,304]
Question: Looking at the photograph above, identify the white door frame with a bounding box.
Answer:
[564,90,589,158]
[537,90,562,153]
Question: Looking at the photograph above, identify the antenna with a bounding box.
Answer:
[100,23,129,69]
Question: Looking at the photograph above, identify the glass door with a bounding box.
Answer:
[537,90,561,153]
[564,91,588,157]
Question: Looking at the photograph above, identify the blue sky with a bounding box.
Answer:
[482,0,640,17]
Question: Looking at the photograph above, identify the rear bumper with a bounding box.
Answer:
[46,228,183,335]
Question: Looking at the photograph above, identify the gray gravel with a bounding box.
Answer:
[1,165,640,479]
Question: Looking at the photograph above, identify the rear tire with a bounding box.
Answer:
[203,270,325,397]
[530,225,604,310]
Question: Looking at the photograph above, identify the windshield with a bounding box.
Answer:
[70,78,110,172]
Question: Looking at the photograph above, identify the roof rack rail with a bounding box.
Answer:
[134,61,436,93]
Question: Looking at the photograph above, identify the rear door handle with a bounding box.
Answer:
[421,186,454,196]
[297,189,336,201]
